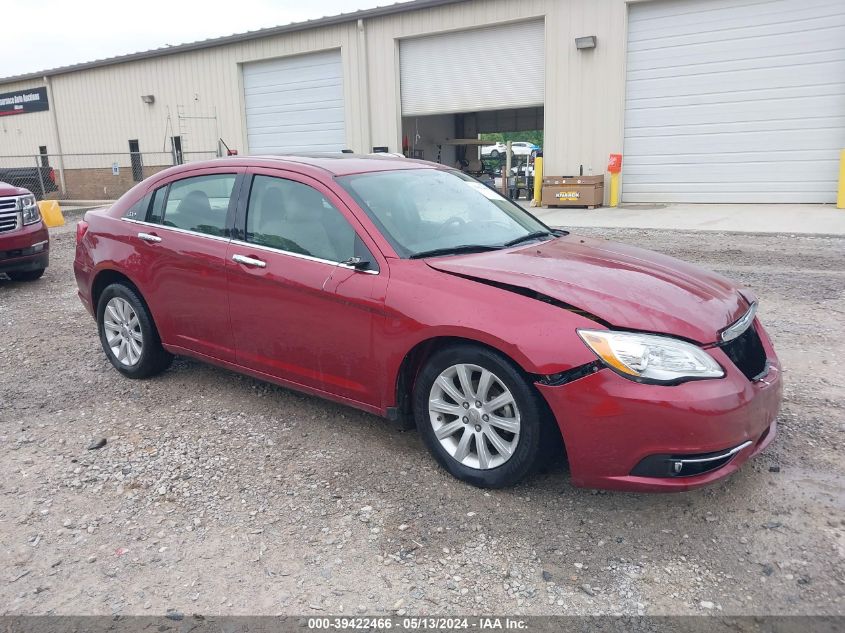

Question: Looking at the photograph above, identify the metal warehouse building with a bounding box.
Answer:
[1,0,843,203]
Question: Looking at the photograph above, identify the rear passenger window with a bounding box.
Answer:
[123,195,148,220]
[156,174,236,237]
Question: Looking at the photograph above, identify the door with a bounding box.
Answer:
[133,168,242,362]
[242,50,346,154]
[128,139,143,182]
[226,170,388,407]
[624,0,845,202]
[399,20,544,116]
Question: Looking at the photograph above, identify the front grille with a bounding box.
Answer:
[0,196,18,212]
[0,210,20,233]
[721,323,768,381]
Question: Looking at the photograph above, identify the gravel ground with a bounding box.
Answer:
[1,221,843,617]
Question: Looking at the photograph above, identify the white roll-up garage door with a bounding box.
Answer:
[242,50,346,154]
[624,0,845,203]
[400,20,545,117]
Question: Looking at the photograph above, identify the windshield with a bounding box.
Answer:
[337,168,552,258]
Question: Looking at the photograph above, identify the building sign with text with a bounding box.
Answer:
[0,86,49,116]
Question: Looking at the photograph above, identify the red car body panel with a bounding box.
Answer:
[129,166,244,363]
[0,182,50,275]
[225,167,391,406]
[73,156,782,491]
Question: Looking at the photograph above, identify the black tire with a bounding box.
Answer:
[97,283,173,379]
[413,344,552,488]
[7,268,45,282]
[490,149,499,158]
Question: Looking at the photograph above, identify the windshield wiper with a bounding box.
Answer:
[409,244,503,259]
[502,231,555,248]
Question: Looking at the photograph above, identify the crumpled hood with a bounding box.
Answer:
[426,235,749,344]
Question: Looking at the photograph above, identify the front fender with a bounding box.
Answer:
[380,260,600,408]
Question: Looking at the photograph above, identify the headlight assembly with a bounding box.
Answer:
[577,329,724,384]
[19,195,41,225]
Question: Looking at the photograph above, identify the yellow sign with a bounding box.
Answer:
[556,191,580,200]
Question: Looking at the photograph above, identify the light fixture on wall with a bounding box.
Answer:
[575,36,597,50]
[140,95,155,104]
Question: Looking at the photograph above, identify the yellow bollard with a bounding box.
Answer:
[609,172,620,208]
[838,149,845,209]
[38,200,65,227]
[533,156,543,205]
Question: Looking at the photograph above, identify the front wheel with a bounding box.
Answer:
[490,149,500,158]
[7,268,45,282]
[413,344,550,488]
[97,283,173,379]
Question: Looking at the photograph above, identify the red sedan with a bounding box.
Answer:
[73,155,781,491]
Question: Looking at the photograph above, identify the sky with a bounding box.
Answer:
[2,0,413,79]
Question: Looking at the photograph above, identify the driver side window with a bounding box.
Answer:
[245,175,374,268]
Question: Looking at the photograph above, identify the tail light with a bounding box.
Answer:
[76,220,89,245]
[48,168,56,183]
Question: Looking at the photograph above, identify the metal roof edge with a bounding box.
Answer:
[0,0,465,85]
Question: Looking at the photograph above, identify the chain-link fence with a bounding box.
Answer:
[0,150,219,202]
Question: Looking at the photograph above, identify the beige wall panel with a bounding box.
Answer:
[0,79,58,159]
[0,0,631,184]
[365,0,628,176]
[10,21,364,165]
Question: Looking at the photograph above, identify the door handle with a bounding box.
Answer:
[232,254,267,268]
[137,232,162,243]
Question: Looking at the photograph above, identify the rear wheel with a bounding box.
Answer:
[7,268,45,282]
[413,344,548,488]
[97,283,173,379]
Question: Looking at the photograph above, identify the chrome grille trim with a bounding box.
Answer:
[0,211,21,233]
[0,196,20,212]
[720,302,757,343]
[674,440,752,465]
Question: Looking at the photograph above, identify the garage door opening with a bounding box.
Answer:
[397,19,545,199]
[400,107,543,200]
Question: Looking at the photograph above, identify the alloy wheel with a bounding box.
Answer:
[103,297,143,367]
[428,363,521,470]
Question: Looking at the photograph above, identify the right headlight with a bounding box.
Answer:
[19,194,41,225]
[577,329,724,384]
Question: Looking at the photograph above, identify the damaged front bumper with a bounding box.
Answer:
[536,325,782,492]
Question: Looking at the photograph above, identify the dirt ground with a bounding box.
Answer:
[1,220,843,617]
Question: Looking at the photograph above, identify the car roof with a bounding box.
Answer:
[170,154,443,178]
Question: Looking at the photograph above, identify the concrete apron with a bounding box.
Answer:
[528,203,845,236]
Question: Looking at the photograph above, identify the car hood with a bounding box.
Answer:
[0,181,29,197]
[425,235,749,344]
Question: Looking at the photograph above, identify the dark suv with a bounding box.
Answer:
[0,181,49,281]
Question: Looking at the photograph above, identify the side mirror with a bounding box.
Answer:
[342,256,372,271]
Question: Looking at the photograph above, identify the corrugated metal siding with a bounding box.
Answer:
[40,22,364,168]
[624,0,845,203]
[366,0,627,176]
[0,0,630,181]
[399,20,545,116]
